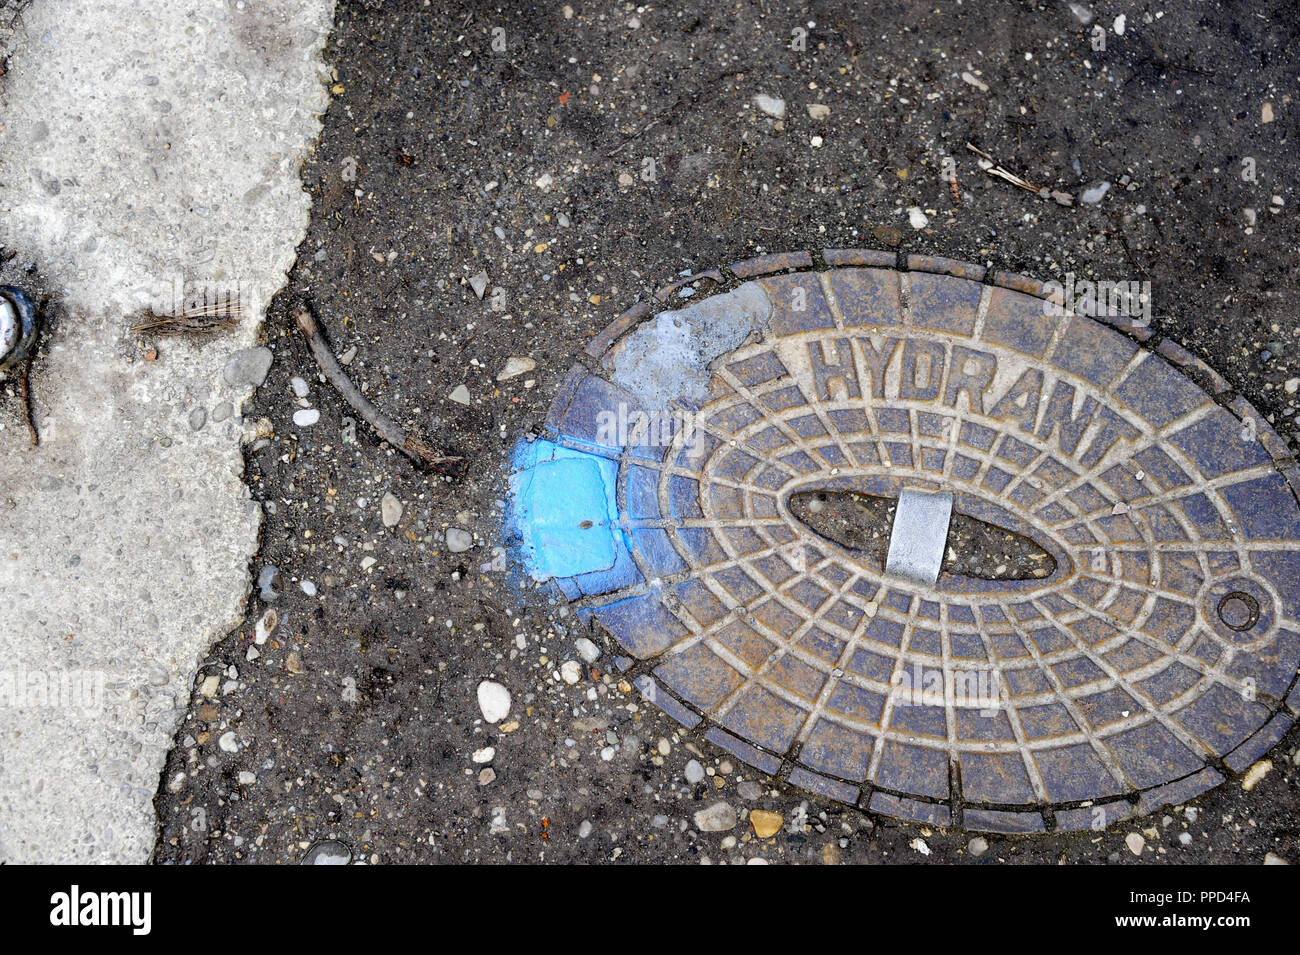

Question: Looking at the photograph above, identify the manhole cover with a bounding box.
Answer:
[509,250,1300,833]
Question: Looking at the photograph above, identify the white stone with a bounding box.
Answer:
[575,637,602,663]
[380,492,403,528]
[1081,181,1111,204]
[253,609,277,645]
[1242,759,1272,791]
[694,801,737,832]
[449,384,472,405]
[560,660,583,684]
[752,94,785,118]
[469,270,489,299]
[497,356,536,381]
[472,746,495,764]
[293,408,320,426]
[1125,832,1145,856]
[446,528,473,552]
[908,207,929,230]
[218,732,239,753]
[477,680,511,723]
[685,759,706,784]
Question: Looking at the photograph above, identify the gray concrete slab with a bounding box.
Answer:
[0,0,333,862]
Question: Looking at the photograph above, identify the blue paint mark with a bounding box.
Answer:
[509,439,639,588]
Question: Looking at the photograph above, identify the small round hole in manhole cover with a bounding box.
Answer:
[1217,592,1260,632]
[507,251,1300,834]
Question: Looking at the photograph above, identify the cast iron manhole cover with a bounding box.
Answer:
[509,250,1300,833]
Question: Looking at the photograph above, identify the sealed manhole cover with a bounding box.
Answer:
[508,250,1300,833]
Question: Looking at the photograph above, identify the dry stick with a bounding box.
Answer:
[18,350,37,446]
[965,142,1074,207]
[293,305,461,472]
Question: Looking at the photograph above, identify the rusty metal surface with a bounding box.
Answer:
[515,253,1300,833]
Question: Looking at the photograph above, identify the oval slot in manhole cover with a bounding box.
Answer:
[788,488,1057,581]
[507,251,1300,834]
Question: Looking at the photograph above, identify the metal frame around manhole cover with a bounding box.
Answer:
[507,250,1300,834]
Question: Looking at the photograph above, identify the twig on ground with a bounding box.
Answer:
[18,350,37,446]
[965,142,1074,207]
[293,303,462,473]
[130,307,241,335]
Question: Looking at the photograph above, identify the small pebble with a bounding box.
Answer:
[1125,832,1145,856]
[968,836,988,857]
[380,492,403,528]
[446,527,473,552]
[222,347,273,388]
[575,637,601,663]
[1081,181,1111,204]
[753,93,785,118]
[685,759,705,784]
[694,801,737,832]
[1242,759,1272,791]
[497,356,536,381]
[477,680,511,723]
[293,408,320,427]
[258,564,280,601]
[469,271,489,299]
[749,810,783,838]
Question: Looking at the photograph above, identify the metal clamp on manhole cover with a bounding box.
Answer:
[883,488,953,588]
[507,251,1300,834]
